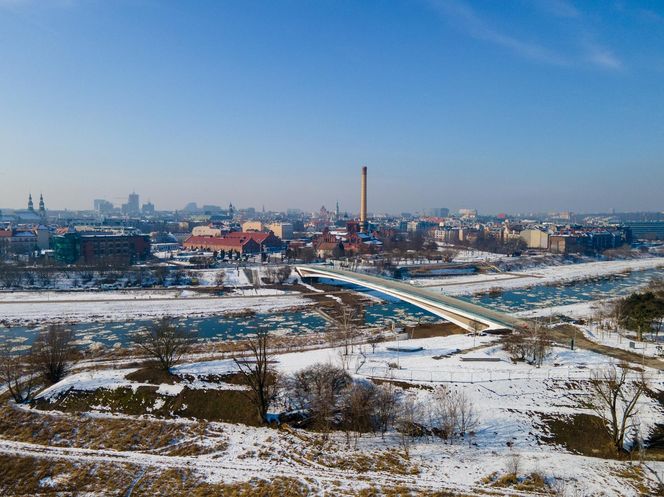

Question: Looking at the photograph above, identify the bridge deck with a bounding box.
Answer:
[296,265,526,331]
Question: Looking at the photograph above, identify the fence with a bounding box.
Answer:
[360,365,662,385]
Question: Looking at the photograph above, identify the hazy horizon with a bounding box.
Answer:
[2,1,663,214]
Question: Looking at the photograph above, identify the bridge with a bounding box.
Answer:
[295,265,526,332]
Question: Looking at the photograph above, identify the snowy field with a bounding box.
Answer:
[0,293,312,326]
[22,332,664,496]
[415,257,664,295]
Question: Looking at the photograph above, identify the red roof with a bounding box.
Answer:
[0,230,12,238]
[184,236,254,247]
[225,231,271,242]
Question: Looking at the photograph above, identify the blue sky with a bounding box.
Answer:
[1,0,663,214]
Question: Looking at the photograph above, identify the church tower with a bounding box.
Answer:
[38,194,46,218]
[28,193,34,212]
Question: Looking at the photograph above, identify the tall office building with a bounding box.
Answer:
[122,192,140,215]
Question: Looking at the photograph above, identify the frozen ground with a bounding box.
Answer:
[413,257,664,295]
[13,332,664,496]
[0,293,313,326]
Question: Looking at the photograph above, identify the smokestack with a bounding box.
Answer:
[360,166,367,232]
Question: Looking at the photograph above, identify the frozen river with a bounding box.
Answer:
[1,267,662,352]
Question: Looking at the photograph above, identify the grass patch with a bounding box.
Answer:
[0,454,311,496]
[35,384,261,425]
[538,413,617,458]
[125,366,178,384]
[321,449,420,476]
[370,378,433,391]
[0,404,219,454]
[613,464,654,496]
[540,412,664,461]
[408,322,465,339]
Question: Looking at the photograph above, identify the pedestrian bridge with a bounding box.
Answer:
[295,265,525,332]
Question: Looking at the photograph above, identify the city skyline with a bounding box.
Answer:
[2,1,664,212]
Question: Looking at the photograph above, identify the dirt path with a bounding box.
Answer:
[0,437,545,497]
[550,325,664,371]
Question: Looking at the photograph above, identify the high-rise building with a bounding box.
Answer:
[94,199,114,214]
[428,208,449,217]
[122,192,140,215]
[142,201,155,215]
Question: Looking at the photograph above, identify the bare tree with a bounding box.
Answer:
[374,383,399,440]
[340,382,378,446]
[589,363,648,453]
[430,385,456,440]
[505,453,521,478]
[234,329,279,423]
[31,325,76,384]
[132,317,197,373]
[214,270,226,289]
[0,344,38,403]
[275,266,292,284]
[335,306,360,359]
[286,363,351,431]
[440,248,459,263]
[430,386,479,441]
[529,325,551,367]
[502,325,551,367]
[396,393,420,459]
[502,330,529,362]
[453,390,479,436]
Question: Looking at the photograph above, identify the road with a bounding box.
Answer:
[550,325,664,371]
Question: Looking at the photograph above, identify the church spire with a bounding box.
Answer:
[39,193,45,216]
[28,193,34,211]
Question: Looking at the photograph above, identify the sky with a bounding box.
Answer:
[0,0,663,215]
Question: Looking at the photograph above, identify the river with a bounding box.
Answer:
[1,267,662,352]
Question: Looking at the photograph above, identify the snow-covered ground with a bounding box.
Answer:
[580,326,664,359]
[36,368,246,403]
[21,331,664,496]
[0,289,190,302]
[414,257,664,296]
[0,293,312,326]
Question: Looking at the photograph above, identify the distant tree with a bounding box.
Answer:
[334,306,361,362]
[234,329,279,423]
[31,325,76,384]
[616,290,664,340]
[502,330,529,362]
[528,325,551,367]
[297,247,316,263]
[154,266,168,286]
[214,270,226,289]
[132,317,197,373]
[0,343,38,403]
[440,248,459,263]
[589,363,648,453]
[502,325,551,367]
[275,266,292,284]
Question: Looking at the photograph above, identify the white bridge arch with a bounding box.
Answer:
[295,265,525,332]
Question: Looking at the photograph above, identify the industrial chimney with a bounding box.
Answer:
[360,166,367,232]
